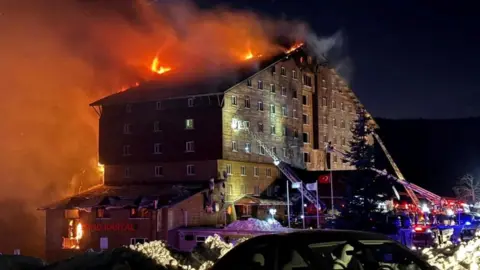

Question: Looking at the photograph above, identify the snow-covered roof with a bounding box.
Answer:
[38,184,206,211]
[234,195,290,206]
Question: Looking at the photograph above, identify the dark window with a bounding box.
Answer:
[302,114,308,124]
[302,95,308,105]
[281,67,287,76]
[247,79,252,87]
[258,80,264,90]
[292,89,297,99]
[303,133,309,143]
[303,74,312,87]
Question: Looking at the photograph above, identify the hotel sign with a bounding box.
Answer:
[84,223,137,232]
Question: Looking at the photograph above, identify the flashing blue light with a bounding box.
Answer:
[466,221,472,225]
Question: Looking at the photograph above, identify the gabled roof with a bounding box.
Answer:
[38,184,206,210]
[90,49,303,107]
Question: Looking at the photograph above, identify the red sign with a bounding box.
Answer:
[318,175,330,184]
[84,223,136,232]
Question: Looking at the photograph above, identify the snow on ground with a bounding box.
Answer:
[421,238,480,270]
[226,217,288,231]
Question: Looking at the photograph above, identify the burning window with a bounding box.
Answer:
[95,208,110,219]
[257,101,264,111]
[123,145,131,156]
[280,67,286,76]
[187,165,195,175]
[154,166,163,177]
[185,119,194,129]
[257,80,263,90]
[62,220,83,249]
[130,208,150,219]
[185,141,195,152]
[244,96,251,108]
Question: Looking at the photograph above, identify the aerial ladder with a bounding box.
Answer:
[238,124,324,210]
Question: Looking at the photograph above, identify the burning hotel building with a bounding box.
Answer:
[40,43,361,261]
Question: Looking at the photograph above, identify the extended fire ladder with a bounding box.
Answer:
[241,125,323,209]
[326,134,442,208]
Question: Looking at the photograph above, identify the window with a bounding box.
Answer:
[272,147,277,155]
[257,101,264,111]
[322,97,327,107]
[254,185,260,195]
[247,79,252,87]
[266,168,272,177]
[130,238,148,245]
[302,95,308,105]
[281,87,287,96]
[254,167,259,177]
[187,98,194,107]
[282,106,287,117]
[282,125,287,136]
[153,121,161,132]
[323,134,328,142]
[95,208,110,219]
[341,120,345,128]
[123,123,131,134]
[270,104,275,114]
[240,166,246,176]
[303,152,310,163]
[231,95,237,106]
[333,118,337,127]
[125,104,132,113]
[270,84,275,93]
[303,74,312,87]
[282,148,287,158]
[244,96,251,108]
[348,105,353,112]
[293,129,299,138]
[124,167,131,178]
[153,143,163,154]
[293,109,298,119]
[259,144,265,155]
[302,114,308,124]
[280,67,286,76]
[307,56,313,64]
[257,122,264,132]
[187,165,195,175]
[322,116,328,125]
[292,89,297,99]
[340,102,345,111]
[333,136,338,145]
[226,164,232,175]
[303,132,309,143]
[332,100,337,109]
[123,145,131,156]
[292,70,298,79]
[228,184,233,195]
[155,101,162,110]
[245,142,251,153]
[185,119,194,129]
[186,141,195,152]
[341,136,346,146]
[100,237,108,250]
[154,166,163,177]
[271,66,276,73]
[257,80,263,89]
[333,154,338,163]
[270,125,276,135]
[232,141,238,152]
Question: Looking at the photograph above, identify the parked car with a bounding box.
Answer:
[211,230,436,270]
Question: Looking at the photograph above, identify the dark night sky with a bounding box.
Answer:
[198,0,479,119]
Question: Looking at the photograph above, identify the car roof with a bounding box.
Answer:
[248,229,391,245]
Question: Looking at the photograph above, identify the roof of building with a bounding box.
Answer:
[38,183,207,210]
[234,195,290,206]
[90,49,302,107]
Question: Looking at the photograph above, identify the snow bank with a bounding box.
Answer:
[421,238,480,270]
[226,218,288,231]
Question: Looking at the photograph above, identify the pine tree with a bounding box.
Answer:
[344,106,375,170]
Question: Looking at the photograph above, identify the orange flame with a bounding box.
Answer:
[244,50,254,60]
[151,57,172,75]
[117,82,139,93]
[285,43,304,54]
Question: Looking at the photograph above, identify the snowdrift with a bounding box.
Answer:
[226,217,288,231]
[421,238,480,270]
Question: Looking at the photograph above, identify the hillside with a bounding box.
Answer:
[374,117,480,197]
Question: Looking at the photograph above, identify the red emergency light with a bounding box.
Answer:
[414,226,425,232]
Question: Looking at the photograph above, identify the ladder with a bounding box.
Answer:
[243,126,323,209]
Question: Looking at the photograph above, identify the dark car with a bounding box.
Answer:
[211,230,435,270]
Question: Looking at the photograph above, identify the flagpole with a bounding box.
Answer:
[330,159,334,216]
[301,181,305,229]
[316,182,320,229]
[286,180,291,228]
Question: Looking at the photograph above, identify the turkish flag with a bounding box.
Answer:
[318,175,330,184]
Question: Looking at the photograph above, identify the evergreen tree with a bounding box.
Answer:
[343,106,375,169]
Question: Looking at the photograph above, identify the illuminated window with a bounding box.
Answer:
[123,145,131,156]
[281,67,286,76]
[123,123,131,134]
[185,119,194,129]
[187,98,194,107]
[96,208,110,219]
[186,165,195,175]
[186,141,195,152]
[154,166,163,177]
[245,142,251,153]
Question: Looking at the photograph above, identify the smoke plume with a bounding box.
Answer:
[0,0,344,257]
